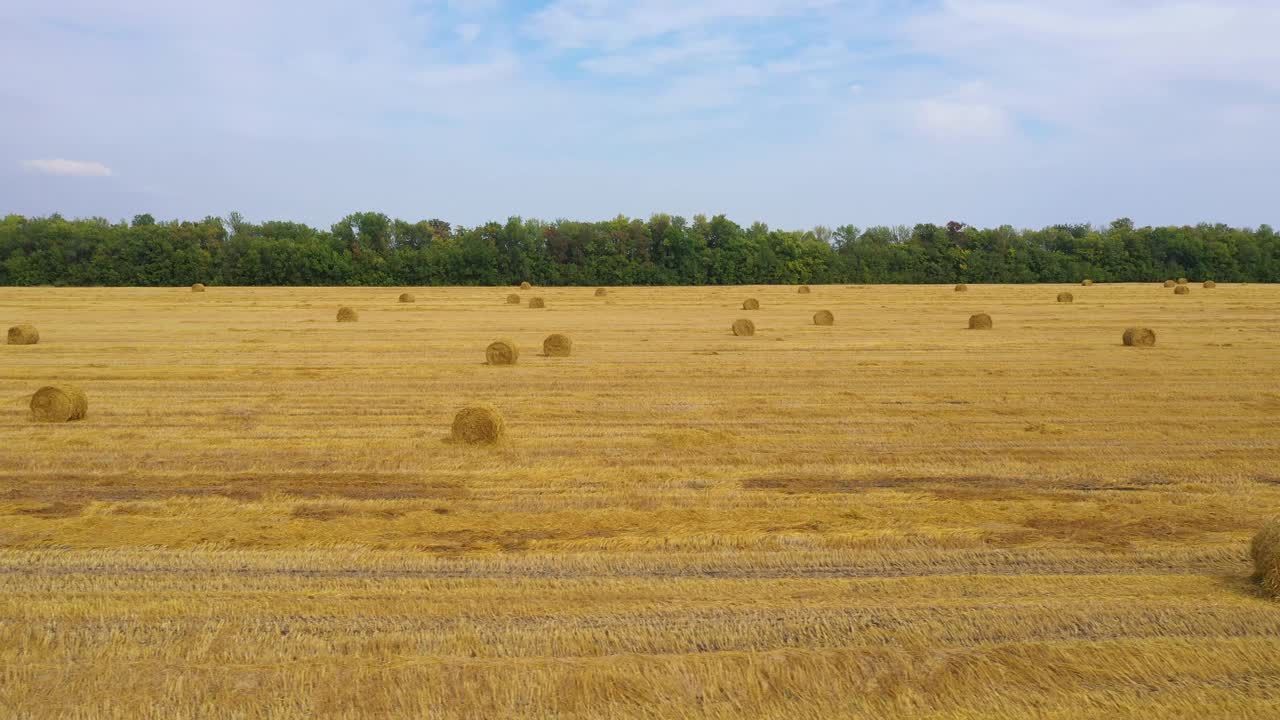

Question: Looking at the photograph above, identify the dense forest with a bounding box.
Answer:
[1,212,1276,286]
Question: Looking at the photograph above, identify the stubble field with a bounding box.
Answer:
[2,282,1279,719]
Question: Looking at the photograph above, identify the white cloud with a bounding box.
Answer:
[21,159,115,177]
[905,0,1280,127]
[530,0,832,49]
[579,37,742,77]
[914,99,1009,141]
[2,0,1278,228]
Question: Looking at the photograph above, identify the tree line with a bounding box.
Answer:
[2,212,1276,287]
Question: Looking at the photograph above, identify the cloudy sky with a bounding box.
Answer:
[2,0,1277,229]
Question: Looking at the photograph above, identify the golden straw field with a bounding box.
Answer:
[3,283,1280,718]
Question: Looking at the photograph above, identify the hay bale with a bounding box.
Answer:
[595,288,608,297]
[528,297,546,309]
[398,293,415,303]
[1264,563,1280,599]
[1163,280,1176,288]
[797,286,811,294]
[191,283,206,292]
[450,405,506,445]
[7,324,39,345]
[1252,520,1280,597]
[1174,285,1190,295]
[1081,279,1094,286]
[968,313,992,330]
[1177,277,1188,285]
[505,294,521,304]
[732,319,756,336]
[1122,327,1156,347]
[336,307,358,322]
[1057,292,1074,303]
[742,298,760,310]
[485,339,519,365]
[954,284,968,292]
[1251,520,1280,574]
[1203,281,1217,289]
[30,385,88,423]
[520,281,532,290]
[543,333,572,357]
[813,310,834,326]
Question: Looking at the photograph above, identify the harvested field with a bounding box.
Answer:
[1,283,1279,719]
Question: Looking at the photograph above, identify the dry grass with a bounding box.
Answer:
[1,283,1279,718]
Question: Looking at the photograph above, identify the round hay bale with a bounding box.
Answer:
[797,286,811,294]
[1250,520,1280,573]
[1203,280,1217,289]
[1081,279,1094,286]
[7,324,39,345]
[450,405,506,445]
[30,385,88,423]
[1163,280,1176,288]
[336,307,358,322]
[528,297,546,309]
[594,287,608,297]
[1174,285,1190,295]
[485,339,519,365]
[954,284,968,292]
[1264,563,1280,598]
[1057,292,1074,303]
[398,292,416,303]
[519,281,532,290]
[1122,327,1156,347]
[1252,520,1280,597]
[1177,277,1188,285]
[732,319,756,336]
[968,313,992,330]
[505,294,521,304]
[742,298,760,310]
[191,283,206,292]
[813,310,834,326]
[543,333,572,357]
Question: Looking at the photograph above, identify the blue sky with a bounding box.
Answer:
[2,0,1278,230]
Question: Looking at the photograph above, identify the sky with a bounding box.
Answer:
[2,0,1278,230]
